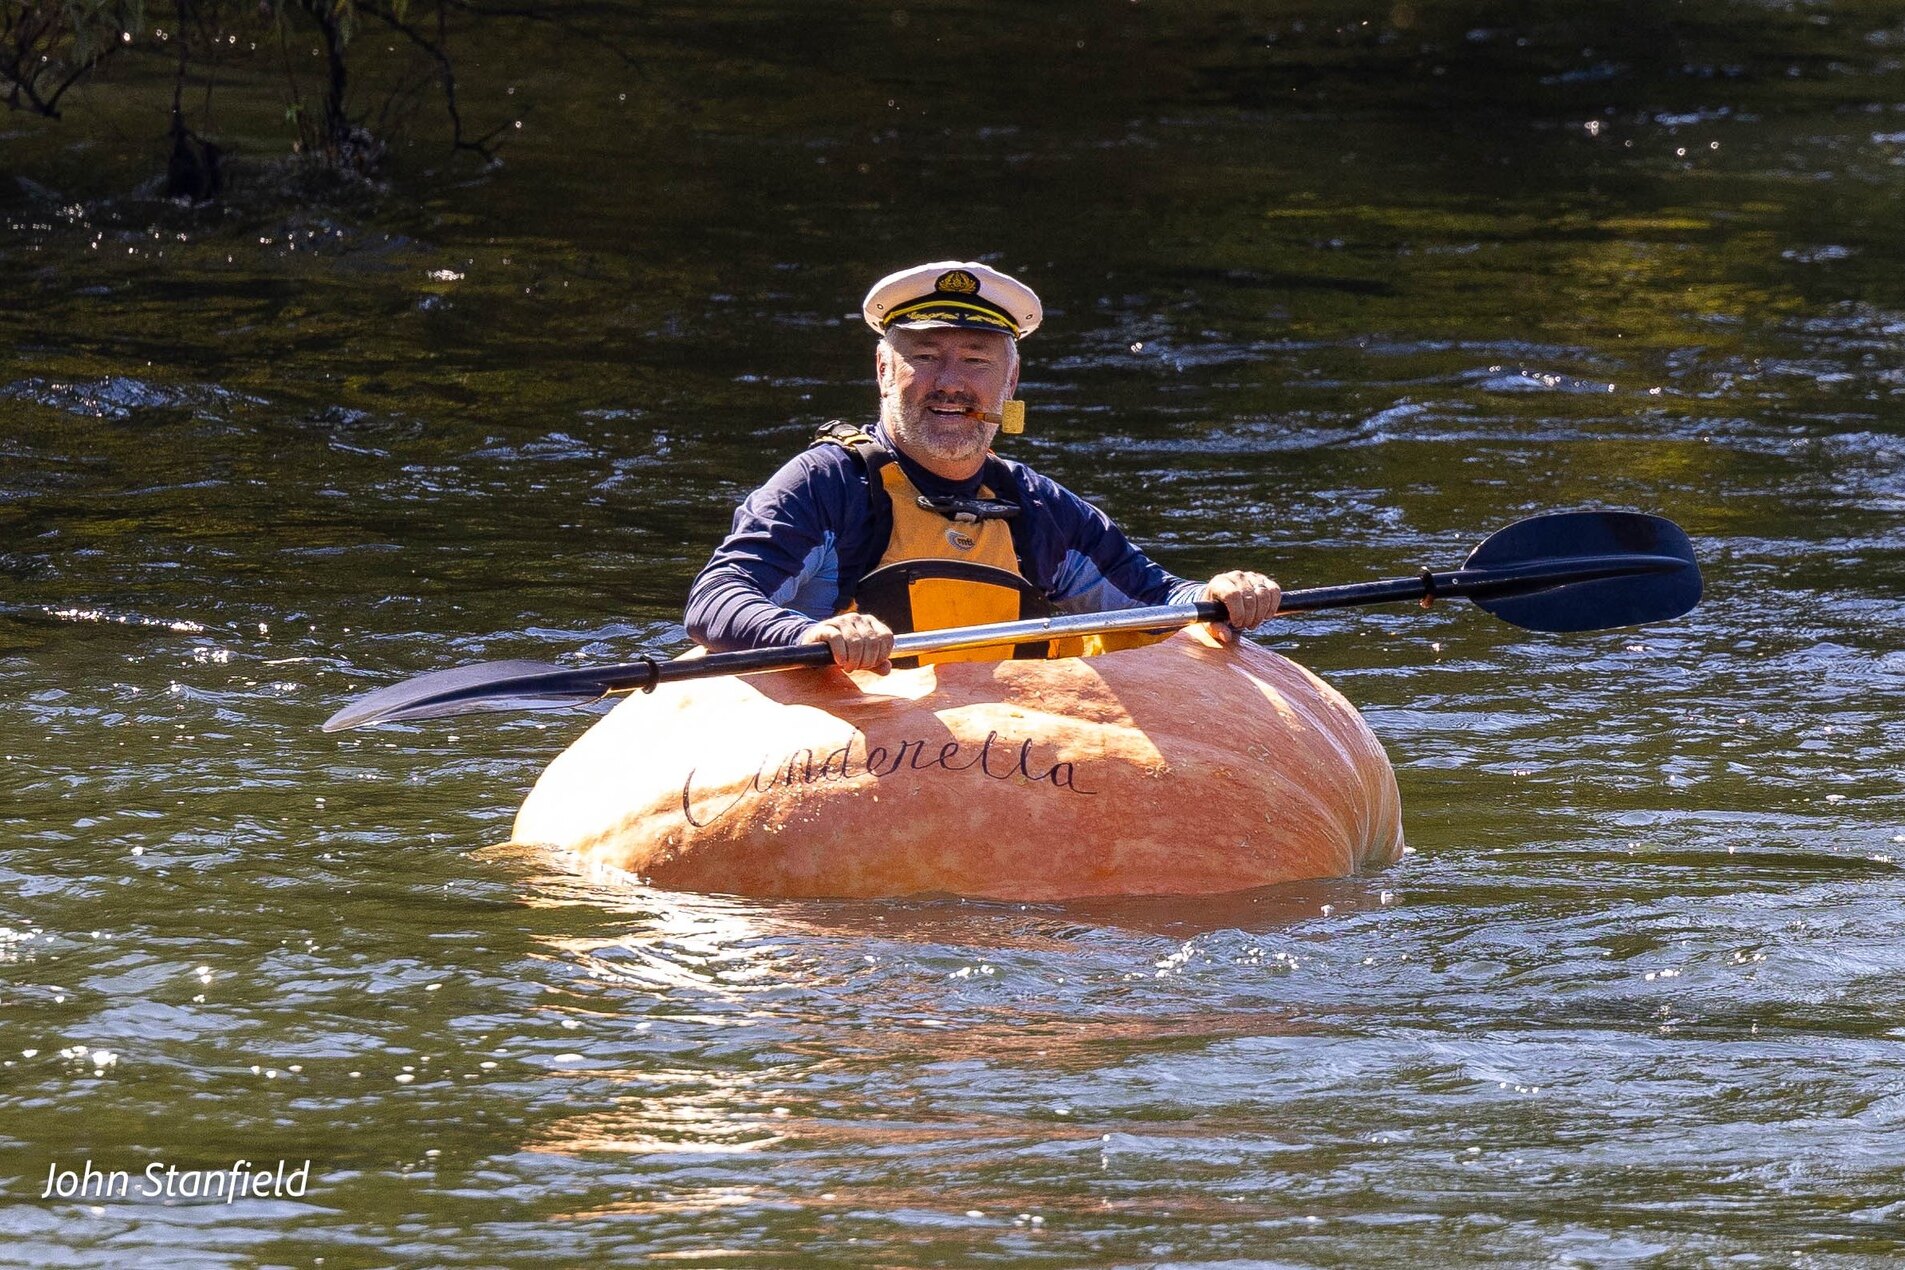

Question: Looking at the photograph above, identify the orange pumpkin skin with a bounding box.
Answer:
[511,627,1403,901]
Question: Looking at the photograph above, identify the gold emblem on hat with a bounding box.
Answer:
[935,269,979,295]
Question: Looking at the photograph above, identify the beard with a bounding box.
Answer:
[886,396,997,470]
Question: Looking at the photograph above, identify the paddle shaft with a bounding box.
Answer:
[321,506,1702,730]
[453,549,1688,700]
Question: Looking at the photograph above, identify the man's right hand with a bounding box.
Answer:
[801,612,894,674]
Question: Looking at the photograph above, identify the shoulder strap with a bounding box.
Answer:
[811,421,895,497]
[810,419,893,486]
[811,419,881,454]
[808,422,894,600]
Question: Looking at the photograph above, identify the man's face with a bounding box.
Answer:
[877,326,1021,478]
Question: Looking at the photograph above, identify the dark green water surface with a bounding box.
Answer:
[4,4,1904,1264]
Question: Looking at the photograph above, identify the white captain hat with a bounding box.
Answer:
[861,261,1043,339]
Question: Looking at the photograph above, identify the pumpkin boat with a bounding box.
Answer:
[510,626,1403,901]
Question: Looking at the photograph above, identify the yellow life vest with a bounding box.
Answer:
[860,459,1060,666]
[813,422,1164,665]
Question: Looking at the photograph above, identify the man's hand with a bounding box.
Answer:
[801,612,895,674]
[1201,570,1281,645]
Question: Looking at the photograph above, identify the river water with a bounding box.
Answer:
[5,4,1905,1264]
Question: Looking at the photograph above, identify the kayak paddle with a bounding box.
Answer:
[321,509,1700,732]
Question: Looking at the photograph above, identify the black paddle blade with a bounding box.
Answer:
[1463,511,1701,633]
[321,659,606,732]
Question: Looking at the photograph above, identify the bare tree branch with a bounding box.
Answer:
[357,0,495,159]
[1,0,139,118]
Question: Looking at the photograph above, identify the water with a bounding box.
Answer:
[5,3,1905,1263]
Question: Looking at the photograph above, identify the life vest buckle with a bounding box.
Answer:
[915,493,1019,523]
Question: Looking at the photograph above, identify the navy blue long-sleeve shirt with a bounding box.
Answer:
[684,424,1204,651]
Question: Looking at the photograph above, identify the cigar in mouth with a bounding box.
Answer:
[958,401,1025,434]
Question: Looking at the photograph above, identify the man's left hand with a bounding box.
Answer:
[1201,570,1281,645]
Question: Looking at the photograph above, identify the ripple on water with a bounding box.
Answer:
[0,376,264,421]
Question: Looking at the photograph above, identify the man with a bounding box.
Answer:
[685,260,1280,673]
